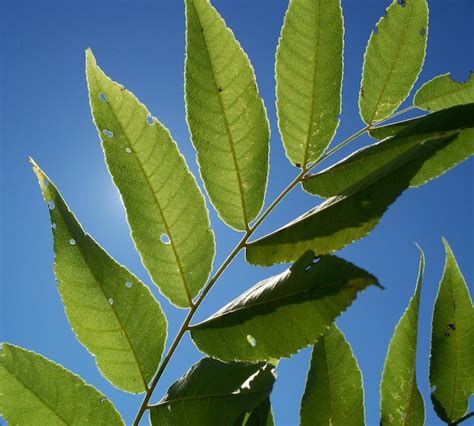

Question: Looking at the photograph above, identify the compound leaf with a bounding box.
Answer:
[359,0,428,124]
[300,325,365,426]
[190,252,378,362]
[31,161,167,393]
[149,358,275,426]
[275,0,344,167]
[430,240,474,423]
[303,104,474,198]
[380,249,425,426]
[0,344,123,425]
[246,130,465,266]
[185,0,270,230]
[414,72,474,112]
[86,50,214,308]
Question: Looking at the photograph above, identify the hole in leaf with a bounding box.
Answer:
[160,233,171,245]
[419,28,426,36]
[373,27,379,35]
[103,129,113,138]
[43,179,50,187]
[100,397,107,403]
[51,223,57,230]
[246,335,257,347]
[69,239,76,245]
[146,115,154,125]
[304,265,312,272]
[397,0,406,7]
[47,201,55,210]
[108,297,114,305]
[125,281,133,289]
[312,257,320,264]
[99,93,107,102]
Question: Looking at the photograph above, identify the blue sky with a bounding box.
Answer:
[1,0,473,425]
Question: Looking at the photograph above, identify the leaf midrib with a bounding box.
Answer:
[52,180,149,391]
[92,71,193,307]
[192,278,364,328]
[301,0,322,167]
[1,363,69,425]
[367,2,416,124]
[191,0,249,228]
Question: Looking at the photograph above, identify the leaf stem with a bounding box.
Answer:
[450,412,474,426]
[133,107,411,424]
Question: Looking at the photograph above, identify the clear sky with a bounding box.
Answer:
[1,0,473,425]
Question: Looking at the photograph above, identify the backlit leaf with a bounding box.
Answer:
[185,0,270,230]
[86,50,215,308]
[31,161,167,393]
[359,0,428,124]
[190,251,378,362]
[414,72,474,111]
[380,248,425,426]
[303,104,474,198]
[429,240,474,423]
[149,358,275,426]
[0,344,123,425]
[275,0,344,167]
[300,325,365,426]
[246,132,462,266]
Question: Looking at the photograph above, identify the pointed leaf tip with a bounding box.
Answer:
[429,239,474,422]
[86,51,215,308]
[380,249,425,425]
[32,163,168,393]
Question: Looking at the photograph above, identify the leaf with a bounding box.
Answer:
[380,248,425,426]
[86,50,214,308]
[149,358,275,426]
[190,251,378,362]
[303,104,474,198]
[0,343,123,425]
[414,72,474,112]
[31,160,167,394]
[275,0,344,167]
[368,116,421,140]
[429,239,474,423]
[359,0,428,124]
[300,325,365,426]
[246,132,462,266]
[185,0,270,230]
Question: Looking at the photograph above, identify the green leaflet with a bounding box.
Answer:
[185,0,270,230]
[246,132,461,266]
[300,325,365,426]
[380,248,425,426]
[359,0,428,124]
[430,240,474,423]
[275,0,343,166]
[31,161,167,394]
[368,116,421,140]
[0,344,123,425]
[414,72,474,111]
[303,104,474,198]
[149,358,275,425]
[190,252,378,362]
[86,50,214,308]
